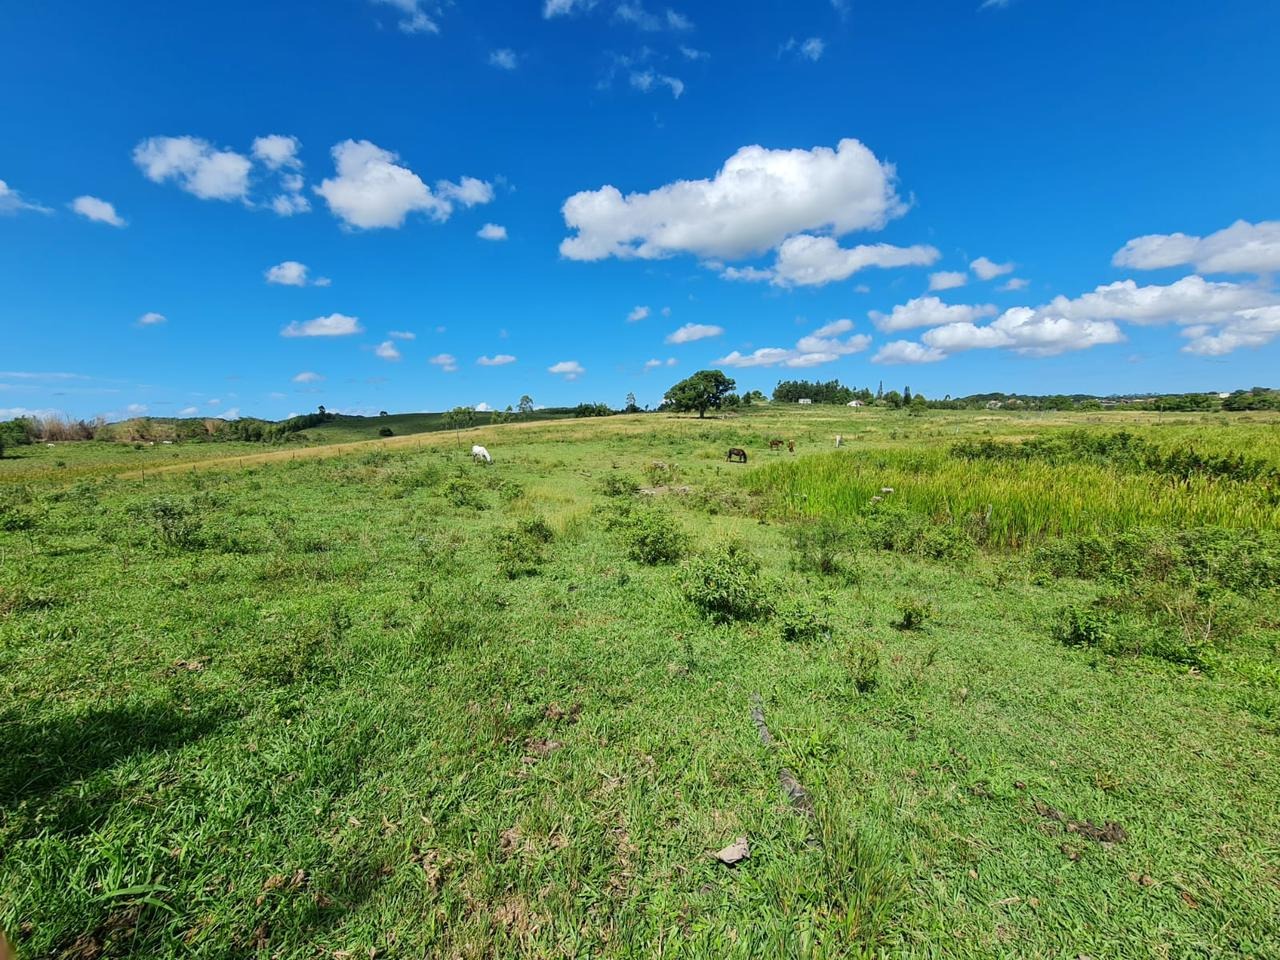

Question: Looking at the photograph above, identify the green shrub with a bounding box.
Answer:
[776,599,833,643]
[860,503,973,561]
[679,543,771,623]
[378,427,394,437]
[132,497,202,550]
[620,508,688,565]
[787,518,853,576]
[644,460,678,486]
[600,474,641,498]
[894,598,932,631]
[443,475,488,510]
[844,640,880,692]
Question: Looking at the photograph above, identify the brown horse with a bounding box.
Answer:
[787,439,795,453]
[768,439,784,451]
[726,447,747,463]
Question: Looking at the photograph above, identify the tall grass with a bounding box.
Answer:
[747,447,1280,548]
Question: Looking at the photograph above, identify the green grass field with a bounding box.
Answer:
[2,407,1278,958]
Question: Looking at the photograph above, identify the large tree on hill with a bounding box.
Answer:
[663,370,736,418]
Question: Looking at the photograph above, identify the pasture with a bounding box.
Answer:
[2,406,1278,958]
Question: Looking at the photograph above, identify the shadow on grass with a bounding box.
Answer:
[0,697,233,829]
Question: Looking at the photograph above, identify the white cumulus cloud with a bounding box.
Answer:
[970,256,1014,280]
[429,353,458,372]
[560,138,905,262]
[489,48,518,69]
[70,195,125,226]
[293,371,324,383]
[137,312,167,326]
[477,222,508,241]
[281,313,363,337]
[388,330,415,340]
[375,340,402,361]
[869,296,998,332]
[928,271,967,291]
[728,235,939,287]
[265,261,310,286]
[665,322,723,343]
[477,354,517,365]
[548,359,586,380]
[317,140,488,229]
[872,341,947,364]
[371,0,439,33]
[133,136,252,201]
[716,317,871,369]
[628,305,650,322]
[252,135,301,170]
[0,180,51,215]
[1112,220,1280,275]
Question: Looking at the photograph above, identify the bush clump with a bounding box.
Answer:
[493,516,555,579]
[599,474,641,498]
[860,503,974,561]
[776,599,833,643]
[788,518,856,577]
[619,508,688,565]
[679,543,771,623]
[894,598,933,631]
[443,475,488,510]
[131,496,202,550]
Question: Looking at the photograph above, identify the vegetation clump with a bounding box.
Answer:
[679,542,772,622]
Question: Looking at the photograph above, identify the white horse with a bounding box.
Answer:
[471,444,492,464]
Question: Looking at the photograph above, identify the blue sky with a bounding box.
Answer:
[2,0,1279,420]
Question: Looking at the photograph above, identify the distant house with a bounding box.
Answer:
[847,399,864,407]
[798,398,813,405]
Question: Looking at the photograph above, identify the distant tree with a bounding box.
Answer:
[624,391,640,413]
[318,405,326,416]
[518,395,534,416]
[379,410,389,417]
[876,381,883,401]
[772,379,854,404]
[443,406,475,442]
[664,370,736,418]
[574,402,612,418]
[743,389,767,405]
[903,386,913,405]
[882,390,903,409]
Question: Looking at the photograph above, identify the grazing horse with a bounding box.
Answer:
[726,447,748,463]
[787,440,796,453]
[471,444,492,463]
[768,439,784,451]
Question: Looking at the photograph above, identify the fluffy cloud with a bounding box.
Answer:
[628,305,650,322]
[872,341,946,364]
[375,340,402,360]
[1042,275,1275,326]
[179,406,200,415]
[70,195,125,226]
[0,180,51,215]
[1181,306,1280,356]
[477,354,517,365]
[429,353,458,372]
[265,261,310,286]
[548,360,585,380]
[474,402,494,412]
[316,140,489,229]
[293,371,323,383]
[1000,277,1029,291]
[729,235,939,287]
[137,312,167,326]
[489,48,518,69]
[252,135,301,170]
[133,136,252,201]
[437,176,495,207]
[560,139,905,262]
[665,322,723,343]
[280,313,363,337]
[388,330,415,340]
[477,222,508,241]
[869,296,997,332]
[970,256,1014,280]
[644,357,678,369]
[371,0,439,33]
[928,270,968,291]
[1112,220,1280,275]
[716,318,871,369]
